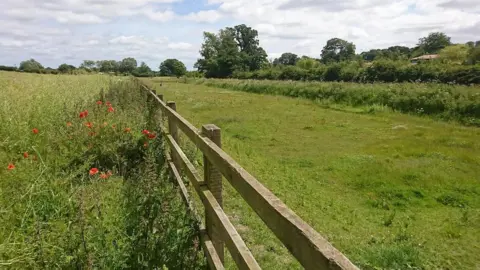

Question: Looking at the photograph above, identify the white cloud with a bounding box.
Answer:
[168,42,194,50]
[184,10,222,23]
[142,9,176,22]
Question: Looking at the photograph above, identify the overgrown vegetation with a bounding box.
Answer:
[188,78,480,126]
[0,72,204,269]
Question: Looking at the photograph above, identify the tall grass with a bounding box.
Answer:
[189,78,480,126]
[0,72,204,269]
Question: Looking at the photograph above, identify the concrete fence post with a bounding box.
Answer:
[202,124,224,263]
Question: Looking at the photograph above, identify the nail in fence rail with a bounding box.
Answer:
[143,84,358,270]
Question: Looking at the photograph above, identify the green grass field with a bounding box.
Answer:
[0,72,203,269]
[145,78,480,269]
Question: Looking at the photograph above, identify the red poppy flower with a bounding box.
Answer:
[111,124,116,129]
[79,110,88,118]
[107,107,115,113]
[142,129,150,135]
[96,100,103,105]
[32,128,39,134]
[23,152,29,159]
[147,133,156,139]
[100,172,109,179]
[124,127,131,133]
[84,122,93,128]
[66,122,72,127]
[7,163,15,170]
[106,101,111,107]
[89,168,99,175]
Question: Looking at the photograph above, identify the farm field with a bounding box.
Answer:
[0,72,203,269]
[144,77,480,269]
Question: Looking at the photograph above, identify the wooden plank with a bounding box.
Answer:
[144,86,358,270]
[164,131,260,270]
[201,227,226,270]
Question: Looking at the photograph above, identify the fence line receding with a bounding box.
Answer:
[142,83,358,270]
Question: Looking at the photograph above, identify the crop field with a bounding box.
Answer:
[144,77,480,269]
[0,72,203,269]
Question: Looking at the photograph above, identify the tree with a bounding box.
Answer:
[19,59,44,73]
[194,24,267,78]
[466,41,475,48]
[132,62,153,77]
[80,60,96,70]
[119,57,137,74]
[468,46,480,64]
[97,60,118,73]
[296,57,320,70]
[418,32,452,54]
[439,45,469,64]
[159,59,187,77]
[273,53,299,66]
[320,38,356,63]
[58,64,72,73]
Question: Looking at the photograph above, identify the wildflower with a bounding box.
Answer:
[66,122,72,127]
[96,100,103,105]
[147,133,156,139]
[100,172,108,179]
[107,106,115,113]
[7,163,15,170]
[143,142,148,148]
[111,124,116,129]
[79,110,88,118]
[142,129,150,135]
[89,168,99,175]
[32,128,39,134]
[124,127,131,133]
[23,152,29,159]
[106,101,111,107]
[84,122,93,128]
[107,170,113,176]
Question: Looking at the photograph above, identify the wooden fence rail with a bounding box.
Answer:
[143,84,358,270]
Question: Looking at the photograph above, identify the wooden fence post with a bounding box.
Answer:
[202,124,224,263]
[167,101,180,170]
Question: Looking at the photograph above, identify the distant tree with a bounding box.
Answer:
[119,57,137,74]
[418,32,452,54]
[19,59,44,73]
[467,46,480,64]
[320,38,356,63]
[466,41,475,48]
[132,62,153,77]
[159,59,187,77]
[97,60,118,73]
[195,24,267,77]
[439,45,469,64]
[296,57,320,70]
[0,65,17,72]
[273,53,299,66]
[476,40,480,47]
[58,64,71,73]
[80,60,96,70]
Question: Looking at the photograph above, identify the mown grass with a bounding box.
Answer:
[145,77,480,270]
[189,78,480,126]
[0,72,204,269]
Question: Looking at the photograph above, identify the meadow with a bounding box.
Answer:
[190,78,480,126]
[0,72,204,269]
[145,77,480,269]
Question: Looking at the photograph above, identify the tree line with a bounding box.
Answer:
[0,58,188,78]
[194,25,480,84]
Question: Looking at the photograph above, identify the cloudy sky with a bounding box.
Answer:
[0,0,478,70]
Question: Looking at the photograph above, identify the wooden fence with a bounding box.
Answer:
[142,84,358,270]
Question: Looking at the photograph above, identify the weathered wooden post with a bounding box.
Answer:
[202,124,224,263]
[167,101,180,170]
